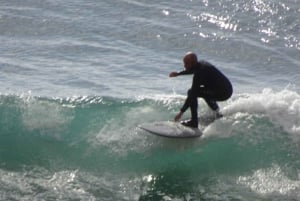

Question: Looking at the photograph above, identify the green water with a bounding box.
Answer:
[0,94,299,200]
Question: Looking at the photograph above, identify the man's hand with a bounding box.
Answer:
[169,72,178,77]
[174,111,183,122]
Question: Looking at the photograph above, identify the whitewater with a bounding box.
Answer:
[0,0,300,200]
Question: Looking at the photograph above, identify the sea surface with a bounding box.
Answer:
[0,0,300,200]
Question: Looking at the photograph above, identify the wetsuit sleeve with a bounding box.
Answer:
[177,70,193,76]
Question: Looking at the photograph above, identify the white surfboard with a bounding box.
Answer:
[139,121,202,138]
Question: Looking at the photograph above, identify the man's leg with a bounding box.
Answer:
[204,99,219,111]
[204,98,223,118]
[180,89,199,127]
[187,89,199,127]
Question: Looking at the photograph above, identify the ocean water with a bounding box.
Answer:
[0,0,300,200]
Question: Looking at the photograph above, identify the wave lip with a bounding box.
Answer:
[0,89,300,200]
[223,88,300,136]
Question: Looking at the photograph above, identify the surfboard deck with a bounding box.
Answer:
[139,121,202,138]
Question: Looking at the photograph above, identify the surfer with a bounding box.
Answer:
[169,52,233,128]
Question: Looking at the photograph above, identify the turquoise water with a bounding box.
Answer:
[0,0,300,200]
[1,91,300,200]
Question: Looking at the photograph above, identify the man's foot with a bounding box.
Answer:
[180,120,198,128]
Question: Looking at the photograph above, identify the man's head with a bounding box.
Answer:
[183,52,198,70]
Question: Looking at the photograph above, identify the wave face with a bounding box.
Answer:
[0,89,300,200]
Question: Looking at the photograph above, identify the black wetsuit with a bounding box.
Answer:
[178,60,233,125]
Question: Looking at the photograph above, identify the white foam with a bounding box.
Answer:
[135,93,185,109]
[0,168,94,200]
[20,94,74,139]
[237,164,300,196]
[93,105,168,154]
[223,88,300,136]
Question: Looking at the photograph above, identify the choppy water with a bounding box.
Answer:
[0,0,300,200]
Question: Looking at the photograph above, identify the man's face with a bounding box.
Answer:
[184,58,193,70]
